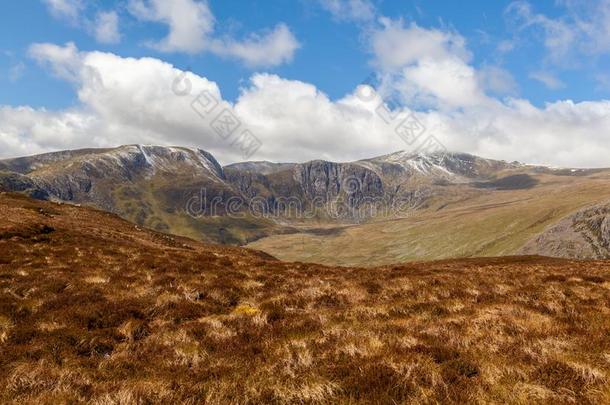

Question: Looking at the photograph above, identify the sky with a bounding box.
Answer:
[1,0,610,167]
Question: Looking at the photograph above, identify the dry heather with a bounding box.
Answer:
[1,193,610,404]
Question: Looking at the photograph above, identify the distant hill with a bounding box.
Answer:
[2,145,610,264]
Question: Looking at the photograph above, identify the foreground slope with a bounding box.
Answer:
[1,193,610,403]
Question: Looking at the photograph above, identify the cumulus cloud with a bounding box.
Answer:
[0,106,98,158]
[127,0,214,53]
[6,42,234,158]
[127,0,299,67]
[234,74,403,162]
[3,40,610,168]
[94,11,121,44]
[12,42,397,163]
[209,24,300,67]
[371,19,471,72]
[28,42,82,82]
[370,19,491,110]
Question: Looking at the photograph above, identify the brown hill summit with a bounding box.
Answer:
[1,192,610,403]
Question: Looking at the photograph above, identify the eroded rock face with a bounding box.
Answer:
[519,201,610,259]
[294,161,384,200]
[0,172,49,200]
[601,216,610,247]
[224,160,386,220]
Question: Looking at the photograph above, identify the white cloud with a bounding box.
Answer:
[41,0,83,23]
[28,42,82,82]
[318,0,376,22]
[209,24,299,67]
[2,42,610,169]
[506,0,610,62]
[505,1,577,63]
[458,99,610,167]
[478,66,518,95]
[395,59,489,110]
[529,71,565,90]
[127,0,214,53]
[42,0,297,66]
[127,0,299,67]
[370,19,491,110]
[94,11,121,44]
[42,0,121,45]
[371,19,471,72]
[0,106,98,158]
[561,0,610,55]
[234,73,400,162]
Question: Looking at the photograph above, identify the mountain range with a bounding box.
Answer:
[2,144,610,265]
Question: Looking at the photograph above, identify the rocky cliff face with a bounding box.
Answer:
[224,151,519,220]
[224,160,384,220]
[294,160,384,199]
[226,158,426,221]
[0,171,49,200]
[519,201,610,259]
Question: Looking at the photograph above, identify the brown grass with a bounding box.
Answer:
[0,192,610,403]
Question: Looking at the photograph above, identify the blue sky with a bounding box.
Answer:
[2,0,609,108]
[1,0,610,167]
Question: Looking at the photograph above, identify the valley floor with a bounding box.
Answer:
[1,193,609,403]
[248,170,610,266]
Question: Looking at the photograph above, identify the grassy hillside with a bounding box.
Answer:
[111,179,289,245]
[249,170,610,266]
[1,193,610,403]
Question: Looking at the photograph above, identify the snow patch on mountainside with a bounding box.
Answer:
[362,150,520,180]
[73,145,226,181]
[364,151,456,177]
